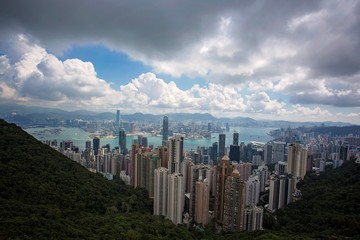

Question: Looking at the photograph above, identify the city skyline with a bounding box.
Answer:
[1,1,360,124]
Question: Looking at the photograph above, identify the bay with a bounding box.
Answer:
[25,127,275,151]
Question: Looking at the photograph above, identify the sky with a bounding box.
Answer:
[0,0,360,124]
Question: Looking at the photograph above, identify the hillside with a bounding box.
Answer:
[0,119,192,239]
[0,119,359,239]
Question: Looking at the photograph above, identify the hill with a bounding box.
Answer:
[0,119,192,239]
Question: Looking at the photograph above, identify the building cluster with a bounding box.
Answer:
[43,111,360,233]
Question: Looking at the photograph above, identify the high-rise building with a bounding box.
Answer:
[214,155,233,230]
[253,165,268,192]
[115,110,121,133]
[272,141,286,163]
[85,140,91,150]
[222,169,246,232]
[167,173,185,225]
[189,164,211,216]
[119,128,127,155]
[154,167,168,217]
[168,136,184,174]
[233,132,239,146]
[195,177,210,225]
[243,206,263,231]
[245,175,260,207]
[275,161,287,175]
[93,137,100,156]
[162,116,169,144]
[268,175,292,212]
[264,143,273,165]
[212,142,218,165]
[218,134,226,160]
[130,144,141,187]
[234,162,252,181]
[229,145,240,163]
[287,143,308,180]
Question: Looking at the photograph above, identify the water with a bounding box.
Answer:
[25,127,275,151]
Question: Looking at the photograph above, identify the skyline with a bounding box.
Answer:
[0,1,360,124]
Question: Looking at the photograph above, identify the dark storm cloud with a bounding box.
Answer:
[1,0,360,108]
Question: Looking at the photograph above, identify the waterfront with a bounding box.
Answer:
[25,127,276,151]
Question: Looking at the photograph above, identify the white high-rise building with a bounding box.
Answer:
[243,206,264,231]
[245,175,260,207]
[154,167,168,217]
[168,136,184,174]
[166,172,185,225]
[287,143,308,179]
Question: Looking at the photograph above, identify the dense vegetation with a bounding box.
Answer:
[0,119,359,239]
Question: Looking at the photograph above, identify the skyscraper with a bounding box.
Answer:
[93,137,100,156]
[233,132,239,146]
[218,133,226,160]
[222,169,246,232]
[214,155,233,229]
[229,145,240,163]
[243,206,263,231]
[119,128,126,155]
[166,173,185,225]
[115,110,121,133]
[212,142,218,165]
[168,136,184,174]
[287,143,308,180]
[154,167,168,217]
[195,177,210,225]
[162,116,169,144]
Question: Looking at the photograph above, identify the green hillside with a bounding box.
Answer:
[0,119,359,239]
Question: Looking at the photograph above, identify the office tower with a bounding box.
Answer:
[272,141,286,163]
[268,175,292,212]
[154,167,168,216]
[222,169,246,232]
[243,206,263,231]
[229,145,240,163]
[207,123,211,132]
[168,136,184,174]
[245,175,260,206]
[287,143,308,180]
[167,173,185,225]
[233,132,239,146]
[115,110,121,133]
[162,116,169,144]
[212,142,218,165]
[218,133,226,160]
[195,177,210,225]
[189,164,211,216]
[141,137,148,148]
[214,155,233,229]
[264,143,273,165]
[119,128,127,155]
[93,137,100,156]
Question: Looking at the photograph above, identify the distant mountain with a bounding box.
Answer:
[0,103,354,127]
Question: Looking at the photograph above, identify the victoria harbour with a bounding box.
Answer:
[25,126,276,151]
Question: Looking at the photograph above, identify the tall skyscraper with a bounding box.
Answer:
[218,133,226,160]
[264,143,273,165]
[162,116,169,144]
[189,164,211,216]
[115,110,121,133]
[168,136,184,174]
[195,177,210,225]
[214,155,233,230]
[268,175,292,212]
[272,141,286,163]
[245,175,260,206]
[229,145,240,163]
[222,169,246,232]
[154,167,168,217]
[167,173,185,225]
[119,128,127,155]
[85,140,91,150]
[233,132,239,146]
[212,142,218,165]
[93,137,100,156]
[287,143,308,179]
